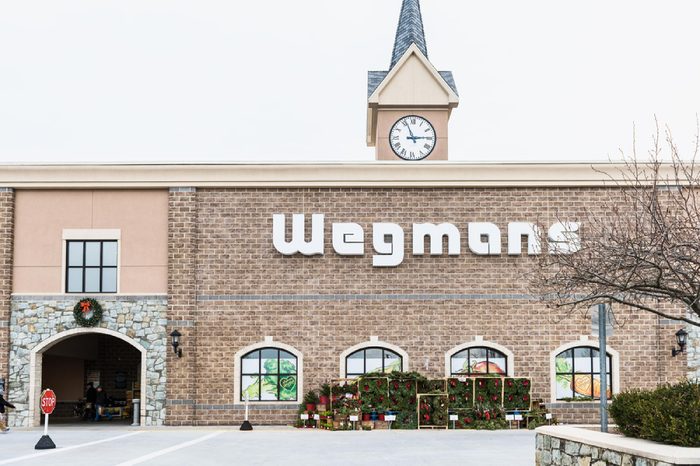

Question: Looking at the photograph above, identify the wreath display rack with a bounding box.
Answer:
[73,298,103,327]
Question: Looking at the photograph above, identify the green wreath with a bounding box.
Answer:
[73,298,103,327]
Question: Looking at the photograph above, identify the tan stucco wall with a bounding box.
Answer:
[13,189,168,294]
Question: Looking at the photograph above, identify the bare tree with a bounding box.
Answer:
[533,120,700,327]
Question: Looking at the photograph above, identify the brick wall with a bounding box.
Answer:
[166,188,198,425]
[0,189,13,390]
[165,187,689,425]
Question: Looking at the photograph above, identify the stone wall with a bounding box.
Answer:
[535,427,698,466]
[8,296,167,427]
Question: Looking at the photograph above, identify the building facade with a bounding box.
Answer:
[0,0,697,428]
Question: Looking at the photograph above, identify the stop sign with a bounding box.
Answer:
[40,389,57,415]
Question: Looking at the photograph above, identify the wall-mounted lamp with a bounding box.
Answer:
[671,329,688,357]
[170,330,183,358]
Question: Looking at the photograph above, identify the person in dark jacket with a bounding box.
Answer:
[0,392,15,432]
[85,382,96,420]
[94,386,110,421]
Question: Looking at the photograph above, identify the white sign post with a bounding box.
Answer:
[35,389,57,450]
[240,393,253,431]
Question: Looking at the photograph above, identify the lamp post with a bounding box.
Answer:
[672,329,688,357]
[170,330,183,358]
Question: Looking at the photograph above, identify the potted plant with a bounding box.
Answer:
[303,390,319,413]
[319,383,331,409]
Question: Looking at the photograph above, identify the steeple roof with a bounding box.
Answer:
[390,0,428,68]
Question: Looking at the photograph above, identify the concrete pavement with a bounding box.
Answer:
[0,425,536,465]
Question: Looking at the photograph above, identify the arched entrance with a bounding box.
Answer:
[29,328,147,426]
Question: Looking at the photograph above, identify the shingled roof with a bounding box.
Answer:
[390,0,428,69]
[368,0,458,98]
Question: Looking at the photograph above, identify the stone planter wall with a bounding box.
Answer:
[8,295,168,427]
[536,426,700,466]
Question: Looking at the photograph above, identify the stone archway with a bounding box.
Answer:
[29,327,147,427]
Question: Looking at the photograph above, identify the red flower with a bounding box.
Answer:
[508,395,513,401]
[449,395,455,402]
[449,379,457,388]
[424,414,430,421]
[393,382,399,390]
[485,411,491,421]
[522,380,530,387]
[364,385,369,392]
[465,417,472,424]
[477,395,484,402]
[493,379,500,387]
[478,380,484,387]
[379,396,384,402]
[506,380,513,387]
[376,379,383,387]
[491,395,498,402]
[523,395,530,402]
[475,411,482,419]
[406,382,412,390]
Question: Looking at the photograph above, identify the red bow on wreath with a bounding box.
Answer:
[79,300,92,314]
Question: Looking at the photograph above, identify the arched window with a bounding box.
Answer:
[450,346,508,376]
[555,346,612,400]
[240,348,298,402]
[345,347,403,378]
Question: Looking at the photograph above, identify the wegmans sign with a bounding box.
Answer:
[272,214,581,267]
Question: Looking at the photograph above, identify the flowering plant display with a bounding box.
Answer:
[418,394,449,427]
[447,378,474,410]
[357,377,389,412]
[474,377,502,408]
[503,378,531,410]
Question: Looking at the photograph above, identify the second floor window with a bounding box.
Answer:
[66,240,118,293]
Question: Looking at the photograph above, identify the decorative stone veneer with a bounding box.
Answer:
[8,296,167,427]
[536,427,700,466]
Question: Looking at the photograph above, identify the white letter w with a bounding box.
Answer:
[272,214,325,256]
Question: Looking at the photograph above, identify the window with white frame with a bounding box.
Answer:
[65,240,118,293]
[345,347,402,378]
[240,348,298,402]
[555,346,612,400]
[450,346,508,376]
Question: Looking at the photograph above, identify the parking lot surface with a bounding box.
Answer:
[0,425,536,466]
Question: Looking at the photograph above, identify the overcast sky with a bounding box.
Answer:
[1,0,699,164]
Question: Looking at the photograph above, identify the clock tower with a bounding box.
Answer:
[367,0,459,161]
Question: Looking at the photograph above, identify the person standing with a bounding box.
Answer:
[0,392,15,433]
[85,382,96,420]
[94,386,108,422]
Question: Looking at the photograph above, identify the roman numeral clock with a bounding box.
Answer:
[390,115,436,161]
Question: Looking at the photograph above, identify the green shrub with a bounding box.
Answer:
[610,380,700,447]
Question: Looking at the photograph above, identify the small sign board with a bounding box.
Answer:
[385,415,396,422]
[40,389,57,415]
[514,415,523,421]
[545,413,553,420]
[349,415,359,422]
[300,414,309,420]
[313,414,320,421]
[449,414,458,421]
[505,414,515,421]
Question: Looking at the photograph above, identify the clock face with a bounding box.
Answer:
[389,115,436,160]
